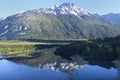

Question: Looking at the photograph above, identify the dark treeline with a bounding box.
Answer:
[22,39,79,43]
[55,36,120,60]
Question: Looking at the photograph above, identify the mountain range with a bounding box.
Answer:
[0,3,120,40]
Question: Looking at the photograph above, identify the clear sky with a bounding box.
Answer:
[0,0,120,17]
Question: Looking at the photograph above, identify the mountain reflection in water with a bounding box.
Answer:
[0,48,119,80]
[12,48,88,74]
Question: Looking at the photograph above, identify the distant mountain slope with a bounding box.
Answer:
[102,13,120,23]
[0,18,2,22]
[0,3,120,40]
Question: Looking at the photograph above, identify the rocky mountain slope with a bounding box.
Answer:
[0,3,120,40]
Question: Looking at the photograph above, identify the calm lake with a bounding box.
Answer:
[0,49,120,80]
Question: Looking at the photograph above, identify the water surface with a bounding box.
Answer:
[0,48,119,80]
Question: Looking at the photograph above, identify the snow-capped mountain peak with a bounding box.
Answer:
[59,2,75,8]
[52,3,91,18]
[51,5,58,10]
[16,3,91,19]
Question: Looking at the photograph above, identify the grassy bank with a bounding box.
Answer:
[0,40,70,59]
[0,40,70,54]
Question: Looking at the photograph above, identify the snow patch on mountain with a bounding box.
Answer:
[0,17,7,21]
[0,30,8,36]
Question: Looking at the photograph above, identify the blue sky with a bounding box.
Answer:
[0,0,120,17]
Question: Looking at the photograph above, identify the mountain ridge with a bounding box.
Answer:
[0,3,120,40]
[19,3,91,20]
[102,13,120,22]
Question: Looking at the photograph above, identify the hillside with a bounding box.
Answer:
[0,3,120,40]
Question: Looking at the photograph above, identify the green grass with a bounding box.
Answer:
[0,40,71,54]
